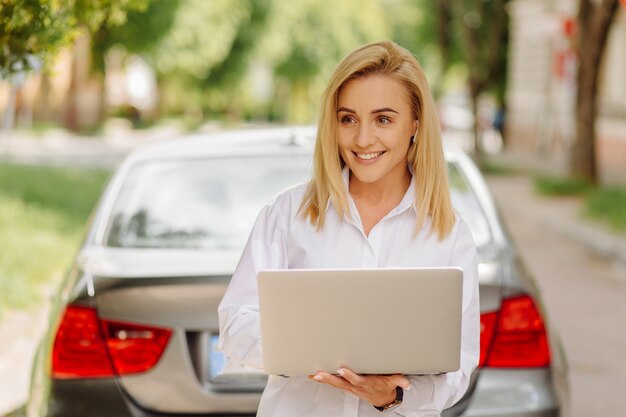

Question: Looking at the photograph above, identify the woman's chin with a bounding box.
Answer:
[348,167,387,185]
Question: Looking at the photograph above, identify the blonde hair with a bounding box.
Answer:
[300,40,456,240]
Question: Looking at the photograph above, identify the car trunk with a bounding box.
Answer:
[81,247,504,415]
[80,247,263,414]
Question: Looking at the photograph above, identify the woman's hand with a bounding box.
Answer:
[307,368,411,407]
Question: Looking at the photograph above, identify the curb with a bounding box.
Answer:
[486,175,626,274]
[529,202,626,271]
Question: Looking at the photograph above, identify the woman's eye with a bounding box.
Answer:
[340,115,356,124]
[377,115,392,124]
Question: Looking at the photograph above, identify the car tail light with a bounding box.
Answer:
[52,306,115,378]
[102,318,172,375]
[52,305,172,379]
[479,294,551,368]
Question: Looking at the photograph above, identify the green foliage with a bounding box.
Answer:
[91,0,180,72]
[130,0,405,121]
[154,0,252,79]
[202,0,271,89]
[584,187,626,232]
[533,175,626,233]
[25,0,465,122]
[390,0,449,77]
[257,0,394,122]
[428,0,509,104]
[0,0,73,78]
[534,176,591,196]
[0,163,110,315]
[73,0,149,30]
[480,160,515,176]
[0,163,110,231]
[264,0,390,81]
[0,0,148,78]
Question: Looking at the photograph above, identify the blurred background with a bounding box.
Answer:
[0,0,625,416]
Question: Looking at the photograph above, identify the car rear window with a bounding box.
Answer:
[104,156,490,249]
[104,155,313,249]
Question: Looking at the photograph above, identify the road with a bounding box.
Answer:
[487,175,626,417]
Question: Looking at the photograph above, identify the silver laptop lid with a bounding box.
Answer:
[258,267,463,376]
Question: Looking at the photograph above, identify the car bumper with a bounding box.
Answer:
[460,368,559,417]
[44,378,256,417]
[39,368,559,417]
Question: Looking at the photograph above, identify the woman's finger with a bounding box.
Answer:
[389,374,411,390]
[337,368,366,387]
[312,371,354,391]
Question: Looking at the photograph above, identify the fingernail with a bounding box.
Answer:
[314,375,322,381]
[404,384,411,391]
[337,369,345,376]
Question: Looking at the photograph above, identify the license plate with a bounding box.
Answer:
[209,335,226,379]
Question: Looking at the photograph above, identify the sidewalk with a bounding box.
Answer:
[0,119,184,169]
[486,151,626,271]
[0,305,51,416]
[488,175,626,417]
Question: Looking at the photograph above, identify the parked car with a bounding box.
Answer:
[26,126,567,417]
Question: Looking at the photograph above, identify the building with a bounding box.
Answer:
[507,0,626,184]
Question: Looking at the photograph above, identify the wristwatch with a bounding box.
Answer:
[373,386,404,412]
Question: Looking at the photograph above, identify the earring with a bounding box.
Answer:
[411,121,419,144]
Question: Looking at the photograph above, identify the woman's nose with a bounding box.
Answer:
[355,125,375,147]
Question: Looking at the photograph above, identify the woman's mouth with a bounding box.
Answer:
[354,151,386,160]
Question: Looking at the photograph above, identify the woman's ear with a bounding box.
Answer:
[411,120,419,144]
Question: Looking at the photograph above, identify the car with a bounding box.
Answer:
[25,126,567,417]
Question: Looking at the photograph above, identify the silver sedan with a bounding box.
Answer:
[26,126,567,417]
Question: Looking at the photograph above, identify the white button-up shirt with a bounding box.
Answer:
[218,170,480,417]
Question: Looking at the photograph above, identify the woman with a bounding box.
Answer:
[218,40,480,417]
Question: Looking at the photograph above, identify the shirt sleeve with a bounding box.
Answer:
[393,219,481,416]
[217,202,288,370]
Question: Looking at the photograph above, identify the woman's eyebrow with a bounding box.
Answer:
[371,107,399,114]
[336,107,399,114]
[337,107,355,114]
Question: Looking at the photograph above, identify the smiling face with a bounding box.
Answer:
[336,75,417,189]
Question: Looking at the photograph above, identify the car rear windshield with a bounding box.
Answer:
[104,156,490,249]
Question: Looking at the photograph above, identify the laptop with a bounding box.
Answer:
[257,267,464,377]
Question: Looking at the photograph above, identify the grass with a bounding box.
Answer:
[584,187,626,232]
[0,163,111,318]
[534,175,591,196]
[479,160,516,176]
[533,175,626,234]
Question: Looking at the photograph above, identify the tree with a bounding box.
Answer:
[91,0,181,72]
[146,0,395,122]
[434,0,509,160]
[145,0,258,118]
[88,0,181,123]
[571,0,620,183]
[0,0,149,133]
[199,0,271,120]
[0,0,148,78]
[260,0,391,123]
[0,1,73,79]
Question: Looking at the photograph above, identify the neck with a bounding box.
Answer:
[348,167,412,204]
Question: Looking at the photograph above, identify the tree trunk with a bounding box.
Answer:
[571,0,619,183]
[572,56,599,182]
[33,73,53,123]
[1,84,18,160]
[469,84,484,163]
[64,44,79,132]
